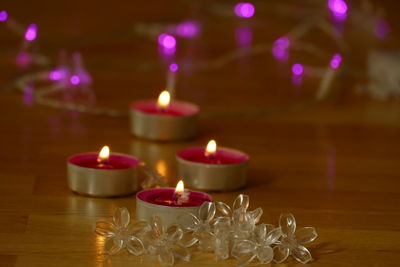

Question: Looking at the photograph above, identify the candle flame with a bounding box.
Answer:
[157,90,170,109]
[97,146,110,164]
[205,139,217,157]
[175,180,185,193]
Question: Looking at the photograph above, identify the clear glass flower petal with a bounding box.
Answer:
[166,224,183,243]
[216,201,232,216]
[232,240,256,257]
[296,227,318,244]
[151,215,164,237]
[172,245,190,262]
[279,213,296,236]
[249,207,263,224]
[273,245,290,263]
[180,231,198,248]
[95,221,115,237]
[256,245,273,264]
[126,236,145,256]
[214,237,230,260]
[158,247,175,266]
[264,227,282,245]
[113,207,130,228]
[291,245,313,264]
[253,224,266,243]
[233,194,249,211]
[236,252,257,267]
[178,213,200,231]
[104,237,124,255]
[213,216,231,234]
[198,202,216,223]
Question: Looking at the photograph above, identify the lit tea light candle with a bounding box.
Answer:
[67,146,140,197]
[136,180,212,226]
[130,90,199,141]
[176,140,249,191]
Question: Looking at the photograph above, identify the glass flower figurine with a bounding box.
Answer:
[274,213,318,264]
[94,207,150,256]
[178,201,216,251]
[146,215,191,266]
[216,194,263,239]
[231,224,282,266]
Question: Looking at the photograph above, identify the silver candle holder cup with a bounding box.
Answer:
[129,100,199,141]
[136,188,212,227]
[67,153,140,197]
[176,147,249,191]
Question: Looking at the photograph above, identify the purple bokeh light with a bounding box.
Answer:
[176,21,200,38]
[70,75,81,85]
[0,10,8,22]
[272,36,290,61]
[330,53,342,69]
[16,52,32,67]
[234,2,255,18]
[23,84,34,106]
[328,0,348,21]
[292,64,304,76]
[24,24,38,42]
[158,33,176,49]
[375,18,390,39]
[169,63,178,72]
[235,26,252,48]
[49,69,67,81]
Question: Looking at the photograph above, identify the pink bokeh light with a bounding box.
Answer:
[330,54,342,69]
[70,75,81,85]
[235,26,252,48]
[234,2,255,18]
[24,24,38,42]
[292,64,304,76]
[328,0,348,21]
[176,21,200,38]
[0,10,8,22]
[272,36,290,61]
[169,63,178,72]
[158,33,176,49]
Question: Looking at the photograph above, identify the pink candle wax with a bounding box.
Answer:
[68,153,140,170]
[130,100,199,117]
[137,188,212,207]
[177,147,249,165]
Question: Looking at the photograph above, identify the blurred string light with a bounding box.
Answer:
[328,0,348,21]
[374,18,390,39]
[158,33,176,49]
[330,53,342,69]
[175,21,200,38]
[234,2,255,18]
[0,1,387,117]
[235,26,252,48]
[292,64,304,76]
[272,37,290,62]
[0,10,8,22]
[24,24,38,41]
[169,63,178,72]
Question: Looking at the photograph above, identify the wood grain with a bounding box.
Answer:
[0,0,400,266]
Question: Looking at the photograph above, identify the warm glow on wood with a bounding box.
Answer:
[157,90,170,109]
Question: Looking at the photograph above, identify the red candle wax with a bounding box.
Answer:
[130,100,199,117]
[137,188,212,207]
[68,153,140,170]
[177,147,249,165]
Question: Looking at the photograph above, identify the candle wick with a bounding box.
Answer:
[173,190,189,205]
[97,158,109,166]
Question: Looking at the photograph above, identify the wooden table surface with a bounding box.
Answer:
[1,0,400,266]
